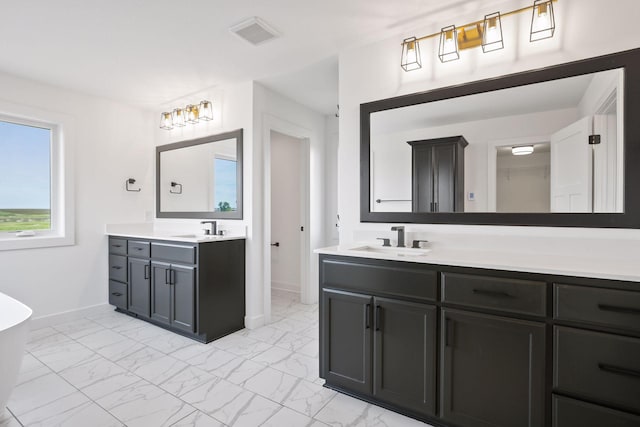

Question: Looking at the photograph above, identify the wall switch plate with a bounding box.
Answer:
[468,192,475,201]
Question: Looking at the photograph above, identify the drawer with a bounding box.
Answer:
[441,272,546,317]
[108,280,127,309]
[128,240,150,258]
[108,254,127,282]
[554,326,640,412]
[109,237,127,255]
[554,284,640,333]
[553,395,640,427]
[151,242,196,264]
[320,258,437,301]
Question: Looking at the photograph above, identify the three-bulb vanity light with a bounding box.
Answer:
[159,100,214,130]
[401,0,556,71]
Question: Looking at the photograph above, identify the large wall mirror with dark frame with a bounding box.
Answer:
[156,129,243,219]
[361,48,640,228]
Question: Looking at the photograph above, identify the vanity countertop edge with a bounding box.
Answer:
[315,245,640,283]
[105,224,246,243]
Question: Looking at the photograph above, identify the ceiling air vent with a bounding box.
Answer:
[229,17,279,46]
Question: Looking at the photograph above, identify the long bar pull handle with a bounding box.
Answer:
[365,304,371,329]
[170,269,175,285]
[375,305,381,331]
[111,266,122,270]
[165,269,170,285]
[144,264,149,280]
[598,304,640,316]
[472,288,513,298]
[111,292,123,297]
[598,363,640,379]
[112,244,122,248]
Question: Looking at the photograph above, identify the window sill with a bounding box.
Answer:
[0,233,75,251]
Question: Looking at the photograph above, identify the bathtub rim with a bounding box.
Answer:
[0,292,33,332]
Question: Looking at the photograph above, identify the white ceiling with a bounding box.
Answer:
[0,0,528,114]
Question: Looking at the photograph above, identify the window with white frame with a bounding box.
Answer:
[0,112,72,250]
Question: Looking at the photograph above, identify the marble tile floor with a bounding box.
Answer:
[3,293,431,427]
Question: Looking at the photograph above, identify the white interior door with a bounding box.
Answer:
[550,116,592,212]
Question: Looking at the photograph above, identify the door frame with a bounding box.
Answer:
[263,114,312,323]
[486,135,548,212]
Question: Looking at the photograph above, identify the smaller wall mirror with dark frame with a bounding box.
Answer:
[361,48,640,228]
[156,129,243,219]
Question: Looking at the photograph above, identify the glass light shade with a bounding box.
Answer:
[512,145,534,156]
[401,37,422,72]
[199,100,213,121]
[185,104,199,124]
[159,112,173,130]
[482,12,504,52]
[172,108,186,127]
[439,25,459,63]
[530,0,555,42]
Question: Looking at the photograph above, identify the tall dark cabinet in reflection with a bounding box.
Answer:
[408,136,468,213]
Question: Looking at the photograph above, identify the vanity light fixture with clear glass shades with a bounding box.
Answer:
[199,100,213,121]
[400,0,557,71]
[185,104,199,124]
[172,107,186,127]
[159,112,173,130]
[439,25,460,63]
[530,0,555,41]
[401,37,422,71]
[482,12,504,52]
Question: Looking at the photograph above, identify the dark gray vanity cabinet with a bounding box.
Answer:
[320,257,438,419]
[108,236,245,343]
[407,136,467,213]
[151,261,195,333]
[128,257,151,317]
[440,309,546,427]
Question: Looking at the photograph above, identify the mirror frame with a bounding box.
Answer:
[361,48,640,228]
[156,128,243,219]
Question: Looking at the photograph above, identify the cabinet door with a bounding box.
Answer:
[433,143,455,212]
[412,145,434,212]
[373,297,436,417]
[321,289,373,395]
[128,257,150,318]
[441,308,546,427]
[171,264,196,333]
[150,261,171,325]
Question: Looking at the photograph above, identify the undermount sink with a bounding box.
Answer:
[348,245,430,257]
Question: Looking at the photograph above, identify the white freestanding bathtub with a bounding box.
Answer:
[0,292,32,412]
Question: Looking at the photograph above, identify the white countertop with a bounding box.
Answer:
[106,223,246,243]
[315,244,640,283]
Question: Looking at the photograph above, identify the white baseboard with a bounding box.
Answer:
[31,303,112,330]
[244,313,265,330]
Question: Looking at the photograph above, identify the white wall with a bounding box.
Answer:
[496,151,550,212]
[0,72,154,319]
[270,131,302,294]
[338,0,640,259]
[325,115,339,245]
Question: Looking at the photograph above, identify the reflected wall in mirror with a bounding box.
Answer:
[361,48,640,228]
[156,129,243,219]
[370,68,623,214]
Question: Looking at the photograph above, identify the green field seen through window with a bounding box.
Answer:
[0,209,51,232]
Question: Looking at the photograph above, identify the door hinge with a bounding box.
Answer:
[588,134,601,145]
[300,226,304,231]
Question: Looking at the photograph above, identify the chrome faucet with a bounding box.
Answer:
[390,226,405,248]
[201,220,217,236]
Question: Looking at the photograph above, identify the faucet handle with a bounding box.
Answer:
[390,226,405,231]
[412,239,429,248]
[376,238,391,247]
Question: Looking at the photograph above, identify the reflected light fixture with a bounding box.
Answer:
[401,37,422,71]
[512,145,534,156]
[439,25,459,63]
[199,100,213,121]
[530,0,555,41]
[482,12,504,52]
[172,108,186,127]
[159,112,173,130]
[401,0,557,71]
